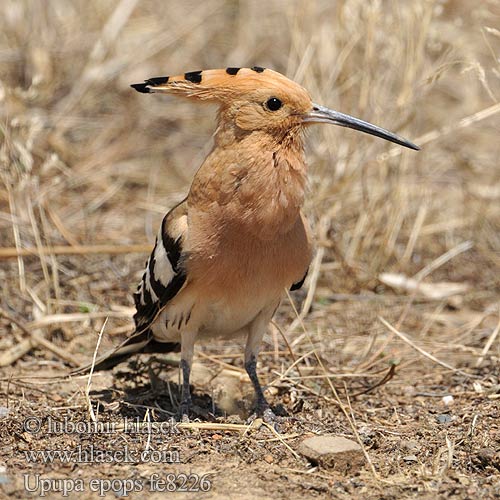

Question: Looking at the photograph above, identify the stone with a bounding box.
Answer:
[298,435,365,473]
[436,414,452,424]
[474,448,499,470]
[401,439,421,451]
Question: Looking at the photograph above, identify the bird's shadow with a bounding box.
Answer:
[88,356,289,423]
[88,357,222,422]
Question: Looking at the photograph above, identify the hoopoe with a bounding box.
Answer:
[79,67,418,421]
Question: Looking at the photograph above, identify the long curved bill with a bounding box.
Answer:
[304,103,420,151]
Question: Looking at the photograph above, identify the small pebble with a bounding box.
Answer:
[442,395,454,405]
[475,448,499,469]
[0,465,8,485]
[401,440,420,451]
[436,414,452,424]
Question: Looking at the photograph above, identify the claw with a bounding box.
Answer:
[246,407,282,431]
[178,398,192,422]
[262,407,277,423]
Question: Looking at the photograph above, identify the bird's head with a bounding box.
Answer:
[132,67,419,150]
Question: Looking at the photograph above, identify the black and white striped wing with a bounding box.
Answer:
[133,200,188,334]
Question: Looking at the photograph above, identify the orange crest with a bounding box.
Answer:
[131,66,311,105]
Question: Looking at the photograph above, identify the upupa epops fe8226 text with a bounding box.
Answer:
[78,66,419,422]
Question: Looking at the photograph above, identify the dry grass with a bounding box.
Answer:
[1,1,499,498]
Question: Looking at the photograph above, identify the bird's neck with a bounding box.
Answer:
[189,126,307,240]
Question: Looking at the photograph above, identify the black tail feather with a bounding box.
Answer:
[70,328,180,375]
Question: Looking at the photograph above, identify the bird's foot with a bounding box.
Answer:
[246,403,283,431]
[262,407,278,425]
[177,399,192,423]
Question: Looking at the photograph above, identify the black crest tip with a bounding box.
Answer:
[251,66,265,73]
[145,76,169,86]
[184,70,202,84]
[131,83,151,94]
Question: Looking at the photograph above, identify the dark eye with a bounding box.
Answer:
[265,97,282,111]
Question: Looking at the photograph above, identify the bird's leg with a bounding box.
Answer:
[179,359,192,417]
[179,330,197,420]
[245,354,271,415]
[245,304,279,423]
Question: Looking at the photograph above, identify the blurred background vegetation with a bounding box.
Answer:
[0,0,499,365]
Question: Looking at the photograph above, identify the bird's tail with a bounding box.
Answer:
[70,329,180,375]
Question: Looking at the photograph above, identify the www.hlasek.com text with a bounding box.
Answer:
[23,445,180,464]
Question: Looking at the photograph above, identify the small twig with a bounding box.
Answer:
[0,308,79,366]
[413,240,473,282]
[0,339,32,367]
[196,351,246,373]
[28,310,134,329]
[342,382,381,481]
[278,372,384,380]
[256,433,302,443]
[445,435,454,473]
[476,310,500,367]
[273,364,395,397]
[0,374,70,383]
[0,243,153,259]
[378,316,471,377]
[43,201,82,247]
[6,184,26,292]
[85,317,108,422]
[349,364,397,397]
[176,421,256,432]
[273,349,315,384]
[262,421,301,460]
[144,409,152,453]
[270,320,303,377]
